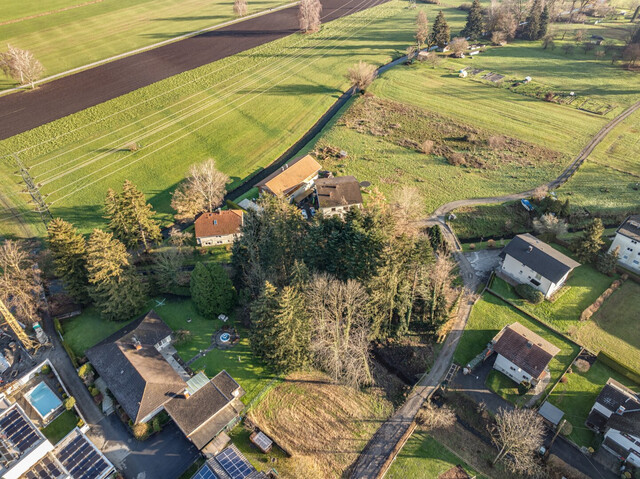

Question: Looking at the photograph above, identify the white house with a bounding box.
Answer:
[586,378,640,467]
[491,322,560,385]
[256,154,322,202]
[500,233,580,299]
[194,210,243,246]
[315,176,363,218]
[608,215,640,273]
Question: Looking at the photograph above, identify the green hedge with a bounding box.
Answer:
[597,351,640,385]
[515,283,544,304]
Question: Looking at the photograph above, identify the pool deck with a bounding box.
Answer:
[8,374,64,428]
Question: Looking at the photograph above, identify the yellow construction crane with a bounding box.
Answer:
[0,299,40,352]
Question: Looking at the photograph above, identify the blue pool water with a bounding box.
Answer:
[220,333,231,342]
[26,382,62,419]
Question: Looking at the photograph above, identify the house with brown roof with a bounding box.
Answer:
[586,378,640,467]
[500,234,580,299]
[256,155,322,201]
[194,210,243,246]
[86,311,245,449]
[608,215,640,273]
[490,322,560,385]
[315,176,363,218]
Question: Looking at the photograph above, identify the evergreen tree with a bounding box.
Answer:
[574,218,605,264]
[86,229,147,320]
[250,282,279,359]
[461,0,484,40]
[191,263,216,317]
[596,246,619,275]
[429,224,446,251]
[523,0,542,40]
[538,6,550,40]
[47,218,89,303]
[208,263,236,315]
[430,11,451,49]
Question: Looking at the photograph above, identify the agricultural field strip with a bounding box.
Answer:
[6,0,379,194]
[11,0,368,162]
[36,0,397,205]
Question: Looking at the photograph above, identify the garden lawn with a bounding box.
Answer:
[547,359,640,448]
[574,281,640,373]
[453,292,580,401]
[486,369,526,407]
[386,431,487,479]
[490,246,616,333]
[0,0,289,88]
[0,0,425,239]
[41,409,78,444]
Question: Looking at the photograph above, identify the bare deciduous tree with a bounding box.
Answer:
[168,227,191,248]
[623,43,640,67]
[171,159,230,221]
[423,51,442,68]
[491,408,545,474]
[533,213,568,240]
[417,402,457,429]
[415,10,429,48]
[392,186,424,236]
[531,184,549,200]
[307,273,372,388]
[0,240,42,325]
[347,61,377,92]
[492,30,507,45]
[0,45,44,88]
[234,0,248,16]
[449,37,469,57]
[299,0,322,33]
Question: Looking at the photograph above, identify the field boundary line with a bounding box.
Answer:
[0,1,299,97]
[0,0,104,26]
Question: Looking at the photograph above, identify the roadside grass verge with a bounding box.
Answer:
[0,0,422,238]
[386,431,487,479]
[453,292,580,401]
[0,0,289,88]
[547,358,640,448]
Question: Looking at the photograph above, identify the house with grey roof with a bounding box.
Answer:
[499,234,580,299]
[608,215,640,273]
[86,311,245,449]
[314,176,363,218]
[586,378,640,467]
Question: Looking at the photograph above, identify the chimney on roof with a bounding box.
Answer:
[526,340,533,348]
[527,245,533,253]
[184,388,190,399]
[616,406,626,415]
[132,336,142,351]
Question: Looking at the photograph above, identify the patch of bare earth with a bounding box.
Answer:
[247,371,393,478]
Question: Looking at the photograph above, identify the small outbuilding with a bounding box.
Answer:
[538,401,565,426]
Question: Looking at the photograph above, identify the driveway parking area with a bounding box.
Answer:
[464,250,502,281]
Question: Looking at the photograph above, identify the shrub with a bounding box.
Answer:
[580,279,623,321]
[560,375,568,383]
[458,2,472,10]
[40,364,51,375]
[78,363,93,379]
[491,31,506,45]
[574,359,590,373]
[487,239,496,248]
[90,387,100,397]
[447,152,466,166]
[64,396,76,411]
[469,244,476,250]
[560,421,573,436]
[132,422,151,441]
[518,381,531,395]
[488,135,506,149]
[77,418,84,428]
[515,283,544,304]
[152,417,162,433]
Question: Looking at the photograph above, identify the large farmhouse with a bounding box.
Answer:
[491,322,560,385]
[314,175,363,218]
[586,378,640,467]
[256,154,322,201]
[86,311,245,450]
[500,234,580,299]
[195,210,244,246]
[608,215,640,273]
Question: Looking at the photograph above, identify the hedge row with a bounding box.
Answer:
[597,351,640,385]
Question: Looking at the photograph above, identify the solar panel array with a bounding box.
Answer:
[217,447,254,479]
[192,463,218,479]
[23,455,64,479]
[0,407,41,455]
[57,434,110,479]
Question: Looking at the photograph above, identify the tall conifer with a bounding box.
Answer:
[430,11,451,49]
[461,0,484,40]
[47,218,88,302]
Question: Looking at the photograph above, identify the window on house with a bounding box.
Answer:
[214,220,217,225]
[535,273,542,280]
[530,279,541,286]
[510,366,516,371]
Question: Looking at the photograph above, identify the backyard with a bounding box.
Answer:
[41,409,78,444]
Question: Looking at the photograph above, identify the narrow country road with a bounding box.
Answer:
[350,100,640,479]
[0,0,390,140]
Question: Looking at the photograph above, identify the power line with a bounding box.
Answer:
[13,154,52,226]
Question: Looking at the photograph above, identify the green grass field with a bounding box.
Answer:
[386,431,487,479]
[41,409,78,444]
[453,292,581,400]
[0,0,424,239]
[0,0,289,88]
[547,358,640,448]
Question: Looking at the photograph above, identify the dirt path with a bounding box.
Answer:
[0,0,390,140]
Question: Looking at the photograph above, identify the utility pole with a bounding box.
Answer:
[545,418,567,460]
[12,153,52,226]
[0,298,40,352]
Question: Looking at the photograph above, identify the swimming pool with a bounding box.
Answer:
[25,382,63,420]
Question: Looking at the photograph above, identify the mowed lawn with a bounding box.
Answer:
[0,0,289,87]
[386,431,487,479]
[547,358,640,448]
[453,292,580,399]
[61,296,272,405]
[575,281,640,373]
[0,0,425,238]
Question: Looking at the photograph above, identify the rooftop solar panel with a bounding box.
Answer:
[57,433,111,479]
[0,406,42,456]
[192,463,217,479]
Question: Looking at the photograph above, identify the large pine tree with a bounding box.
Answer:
[191,263,236,318]
[538,6,550,40]
[250,282,280,360]
[461,0,484,40]
[523,0,542,40]
[86,229,147,320]
[430,11,451,49]
[47,218,89,303]
[574,218,605,264]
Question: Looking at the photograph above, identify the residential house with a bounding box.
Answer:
[500,233,580,299]
[314,176,363,218]
[191,444,267,479]
[491,322,560,385]
[586,378,640,467]
[256,154,322,201]
[608,215,640,273]
[86,311,245,450]
[195,210,244,246]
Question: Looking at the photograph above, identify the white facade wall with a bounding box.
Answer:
[501,254,562,298]
[610,234,640,273]
[320,203,361,218]
[493,354,534,384]
[198,233,240,247]
[3,440,54,479]
[604,429,640,465]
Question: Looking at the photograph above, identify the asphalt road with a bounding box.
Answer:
[0,0,389,140]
